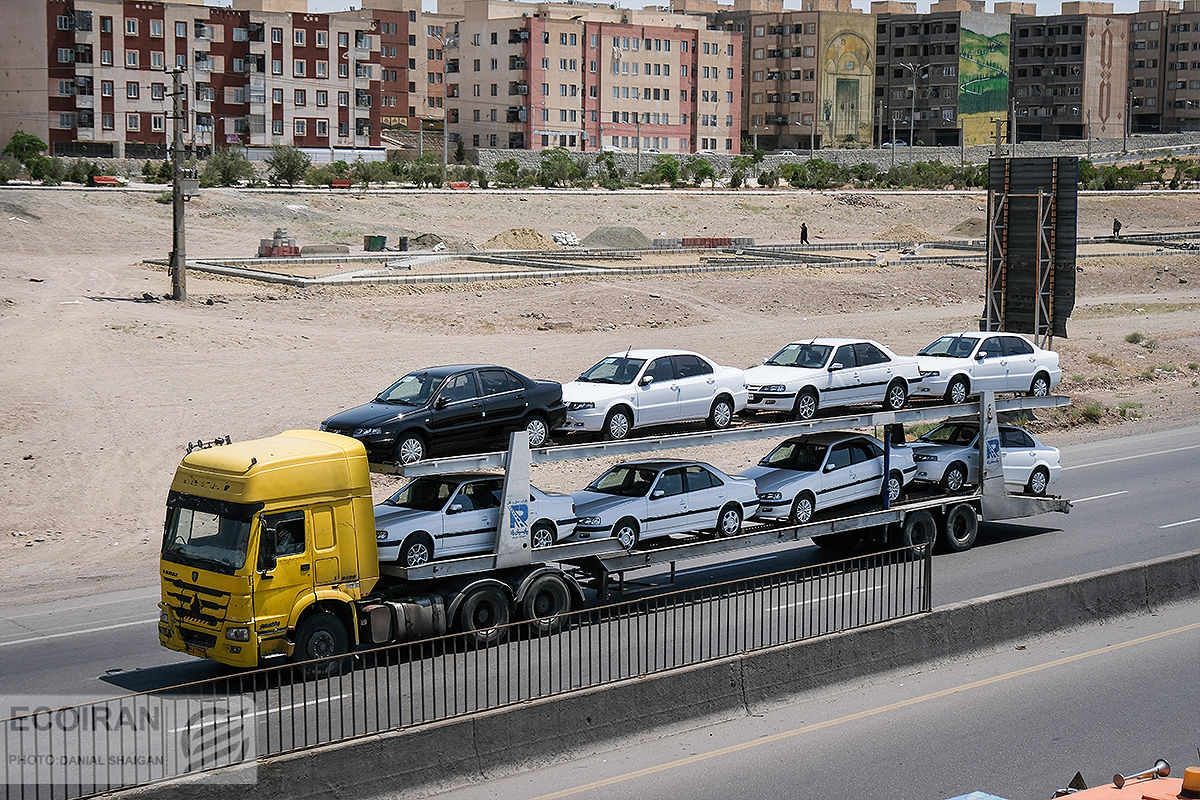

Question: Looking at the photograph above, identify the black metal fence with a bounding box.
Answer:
[2,546,930,800]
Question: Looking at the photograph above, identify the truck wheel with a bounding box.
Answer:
[521,573,572,634]
[530,521,556,549]
[792,388,818,421]
[457,586,511,647]
[811,532,860,554]
[292,612,349,678]
[940,503,978,552]
[902,510,937,558]
[714,503,743,537]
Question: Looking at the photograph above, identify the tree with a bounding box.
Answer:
[2,130,47,165]
[729,154,756,188]
[594,152,625,190]
[200,146,254,187]
[647,155,681,185]
[454,139,466,164]
[537,148,579,187]
[266,145,312,187]
[685,156,717,188]
[493,158,520,186]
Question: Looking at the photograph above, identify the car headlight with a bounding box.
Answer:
[919,370,940,377]
[913,453,938,462]
[353,427,383,437]
[757,491,783,502]
[319,422,330,431]
[579,516,603,525]
[225,627,250,642]
[376,529,388,541]
[568,401,596,411]
[760,385,786,393]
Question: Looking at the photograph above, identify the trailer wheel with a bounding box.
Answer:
[940,503,978,553]
[521,573,572,634]
[901,510,938,558]
[292,612,349,678]
[457,586,511,647]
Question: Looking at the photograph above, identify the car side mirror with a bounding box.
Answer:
[975,352,989,360]
[823,464,837,473]
[761,357,768,364]
[448,503,463,514]
[435,396,449,409]
[639,375,654,387]
[651,489,665,498]
[828,362,843,372]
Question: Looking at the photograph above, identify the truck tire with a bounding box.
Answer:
[292,612,349,678]
[520,573,572,634]
[940,503,978,553]
[901,510,937,558]
[457,585,511,648]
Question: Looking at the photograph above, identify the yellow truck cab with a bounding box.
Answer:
[158,430,379,668]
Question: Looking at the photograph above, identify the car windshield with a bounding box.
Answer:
[576,356,647,385]
[918,336,977,359]
[764,343,832,369]
[586,465,659,497]
[376,371,445,405]
[383,477,458,511]
[918,423,978,446]
[162,494,256,576]
[759,440,828,471]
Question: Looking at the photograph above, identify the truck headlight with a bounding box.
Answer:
[757,491,783,502]
[225,627,250,642]
[579,516,603,525]
[568,402,596,411]
[913,453,938,462]
[353,427,383,437]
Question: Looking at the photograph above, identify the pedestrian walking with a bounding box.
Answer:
[1113,218,1122,238]
[800,222,809,245]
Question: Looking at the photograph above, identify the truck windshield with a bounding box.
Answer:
[764,343,831,369]
[918,336,975,358]
[383,477,457,511]
[759,440,827,471]
[576,357,647,385]
[585,466,658,497]
[376,371,445,406]
[162,493,259,575]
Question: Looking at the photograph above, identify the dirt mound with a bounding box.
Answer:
[411,232,444,248]
[877,224,935,242]
[950,217,986,238]
[481,227,559,250]
[581,226,652,249]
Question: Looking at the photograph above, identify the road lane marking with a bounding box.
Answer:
[168,694,352,733]
[1,591,160,621]
[770,585,880,611]
[0,619,157,648]
[1160,517,1200,529]
[1071,491,1129,504]
[1064,443,1200,471]
[676,555,778,576]
[527,618,1200,800]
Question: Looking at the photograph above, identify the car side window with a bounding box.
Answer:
[856,439,884,460]
[654,468,686,497]
[1000,428,1035,448]
[673,354,713,378]
[826,444,852,470]
[645,357,676,383]
[1002,336,1034,357]
[683,465,721,491]
[479,369,522,395]
[977,338,1002,359]
[439,373,479,403]
[848,441,878,464]
[832,345,857,368]
[853,343,888,366]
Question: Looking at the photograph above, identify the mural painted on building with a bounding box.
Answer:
[958,11,1010,146]
[818,13,874,146]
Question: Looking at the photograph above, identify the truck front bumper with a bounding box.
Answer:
[158,602,273,669]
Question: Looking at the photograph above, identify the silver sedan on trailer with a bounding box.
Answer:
[911,420,1062,495]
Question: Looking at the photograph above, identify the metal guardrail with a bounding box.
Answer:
[0,547,929,800]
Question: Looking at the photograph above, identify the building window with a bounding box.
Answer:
[102,113,114,130]
[272,59,283,74]
[59,113,75,128]
[151,51,164,69]
[338,91,349,106]
[57,48,75,63]
[101,49,113,65]
[317,119,328,136]
[316,60,327,77]
[295,119,307,136]
[151,82,164,100]
[295,29,306,46]
[316,30,327,47]
[273,119,284,135]
[126,51,138,67]
[272,88,283,103]
[150,19,163,37]
[101,80,113,97]
[316,90,327,106]
[126,113,140,131]
[152,115,164,131]
[126,82,139,99]
[125,18,137,35]
[175,21,187,37]
[295,89,306,105]
[294,60,306,76]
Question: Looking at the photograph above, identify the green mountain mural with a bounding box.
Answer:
[959,29,1009,116]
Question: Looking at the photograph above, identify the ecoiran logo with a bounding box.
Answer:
[2,694,257,790]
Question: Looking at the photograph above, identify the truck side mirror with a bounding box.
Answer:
[257,528,277,575]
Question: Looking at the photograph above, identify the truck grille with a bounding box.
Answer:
[179,627,217,649]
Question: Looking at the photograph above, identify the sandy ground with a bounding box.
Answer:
[2,187,1199,609]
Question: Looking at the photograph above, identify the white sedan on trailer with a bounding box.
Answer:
[743,338,922,420]
[374,473,577,567]
[568,460,759,548]
[912,331,1062,403]
[558,349,748,440]
[910,420,1062,495]
[740,432,916,524]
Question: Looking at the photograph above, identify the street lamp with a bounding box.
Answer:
[807,117,815,159]
[1124,89,1133,153]
[899,61,930,164]
[432,32,459,166]
[1086,107,1092,159]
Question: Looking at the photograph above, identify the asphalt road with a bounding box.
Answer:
[1,423,1197,700]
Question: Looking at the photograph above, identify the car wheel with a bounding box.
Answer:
[1028,372,1051,398]
[398,534,433,568]
[604,408,632,441]
[530,521,556,549]
[707,396,734,429]
[395,432,426,465]
[612,517,639,549]
[791,491,815,524]
[1026,466,1050,496]
[792,388,818,421]
[884,380,908,411]
[944,376,970,405]
[715,503,743,537]
[941,463,968,494]
[524,413,549,448]
[886,470,904,503]
[940,503,978,552]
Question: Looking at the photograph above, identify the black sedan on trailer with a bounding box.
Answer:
[320,365,567,464]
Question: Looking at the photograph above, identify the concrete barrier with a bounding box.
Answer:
[119,549,1200,800]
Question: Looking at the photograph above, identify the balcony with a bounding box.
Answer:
[509,29,529,44]
[510,57,527,70]
[509,82,529,96]
[506,107,527,123]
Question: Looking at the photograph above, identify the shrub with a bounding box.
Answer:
[1078,401,1106,422]
[537,148,580,187]
[65,158,100,185]
[757,168,780,188]
[154,191,173,205]
[493,158,520,186]
[1087,353,1115,366]
[27,154,66,184]
[647,154,681,185]
[0,156,20,184]
[266,145,312,187]
[305,165,334,186]
[200,147,254,187]
[2,130,47,165]
[1124,331,1144,344]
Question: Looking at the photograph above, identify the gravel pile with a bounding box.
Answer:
[877,224,936,242]
[581,226,652,249]
[482,227,559,250]
[950,217,986,238]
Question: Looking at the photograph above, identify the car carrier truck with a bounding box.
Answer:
[158,392,1070,668]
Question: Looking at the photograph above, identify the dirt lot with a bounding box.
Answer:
[2,187,1199,609]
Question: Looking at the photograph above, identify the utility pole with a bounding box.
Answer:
[993,117,1004,157]
[1123,89,1132,153]
[808,118,815,159]
[959,119,965,165]
[900,62,930,165]
[636,115,642,174]
[437,33,458,166]
[1010,97,1017,158]
[168,67,187,302]
[877,100,883,148]
[1086,107,1092,159]
[890,113,898,169]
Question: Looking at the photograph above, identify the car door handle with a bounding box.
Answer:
[706,378,715,384]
